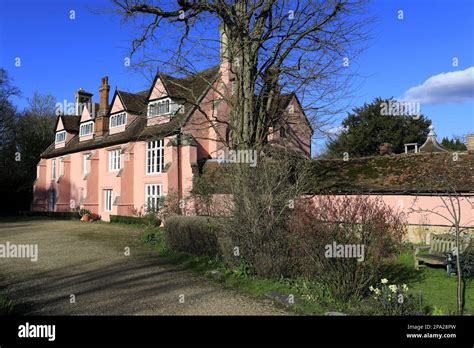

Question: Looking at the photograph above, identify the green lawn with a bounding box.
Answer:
[391,249,473,315]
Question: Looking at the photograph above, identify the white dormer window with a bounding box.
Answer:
[110,112,127,128]
[148,98,171,117]
[55,131,66,144]
[80,121,94,136]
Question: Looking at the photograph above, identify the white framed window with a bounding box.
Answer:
[103,189,113,212]
[51,159,56,180]
[109,149,121,172]
[110,112,127,128]
[55,130,66,144]
[80,121,94,136]
[59,158,64,177]
[83,153,90,176]
[145,184,161,213]
[148,98,171,117]
[146,140,164,174]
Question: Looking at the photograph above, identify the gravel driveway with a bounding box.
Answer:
[0,219,288,315]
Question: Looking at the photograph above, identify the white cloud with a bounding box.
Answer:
[401,67,474,104]
[325,125,347,136]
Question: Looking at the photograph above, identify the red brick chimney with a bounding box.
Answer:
[95,76,110,137]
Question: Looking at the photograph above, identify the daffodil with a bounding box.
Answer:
[373,288,381,295]
[389,285,397,293]
[369,286,375,292]
[381,278,388,284]
[402,284,409,292]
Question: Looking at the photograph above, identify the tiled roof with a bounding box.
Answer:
[41,66,222,159]
[60,115,81,132]
[195,152,474,194]
[159,65,220,103]
[117,90,147,114]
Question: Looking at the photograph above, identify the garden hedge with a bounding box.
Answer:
[164,216,220,258]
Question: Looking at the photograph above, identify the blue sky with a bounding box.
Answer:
[1,0,473,156]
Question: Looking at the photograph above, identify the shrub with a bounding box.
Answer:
[21,211,78,220]
[209,156,310,278]
[164,216,220,258]
[78,208,92,217]
[288,195,406,302]
[367,279,422,315]
[109,215,160,226]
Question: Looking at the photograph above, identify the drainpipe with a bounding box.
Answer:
[177,133,182,214]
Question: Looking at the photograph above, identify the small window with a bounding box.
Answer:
[146,140,164,174]
[83,154,90,176]
[108,149,121,172]
[104,189,113,212]
[55,131,66,144]
[148,99,172,117]
[51,159,56,180]
[110,112,127,128]
[145,184,161,213]
[80,121,94,136]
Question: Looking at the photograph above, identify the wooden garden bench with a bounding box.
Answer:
[414,233,471,273]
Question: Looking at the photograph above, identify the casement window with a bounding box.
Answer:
[55,131,66,144]
[79,121,94,136]
[146,140,164,174]
[108,149,121,172]
[103,189,113,212]
[83,154,90,176]
[51,159,56,180]
[145,184,161,213]
[148,99,171,117]
[110,112,127,128]
[59,158,64,177]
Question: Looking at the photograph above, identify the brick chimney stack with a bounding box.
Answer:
[95,76,110,137]
[467,134,474,153]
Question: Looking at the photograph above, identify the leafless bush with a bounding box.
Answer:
[288,195,407,301]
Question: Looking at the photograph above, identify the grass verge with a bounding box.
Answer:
[140,228,473,315]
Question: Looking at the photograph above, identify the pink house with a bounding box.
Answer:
[32,39,312,220]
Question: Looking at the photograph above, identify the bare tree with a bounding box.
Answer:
[110,0,371,149]
[408,153,474,315]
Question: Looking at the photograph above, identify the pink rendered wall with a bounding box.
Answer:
[306,194,474,227]
[32,160,48,211]
[192,193,474,228]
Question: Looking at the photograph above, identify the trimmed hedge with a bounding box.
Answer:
[109,215,155,225]
[20,211,78,220]
[164,216,220,257]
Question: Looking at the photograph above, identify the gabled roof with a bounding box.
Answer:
[54,115,81,133]
[147,65,220,103]
[115,90,148,115]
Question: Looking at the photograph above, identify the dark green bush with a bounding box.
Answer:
[20,211,78,220]
[109,215,160,226]
[164,216,220,258]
